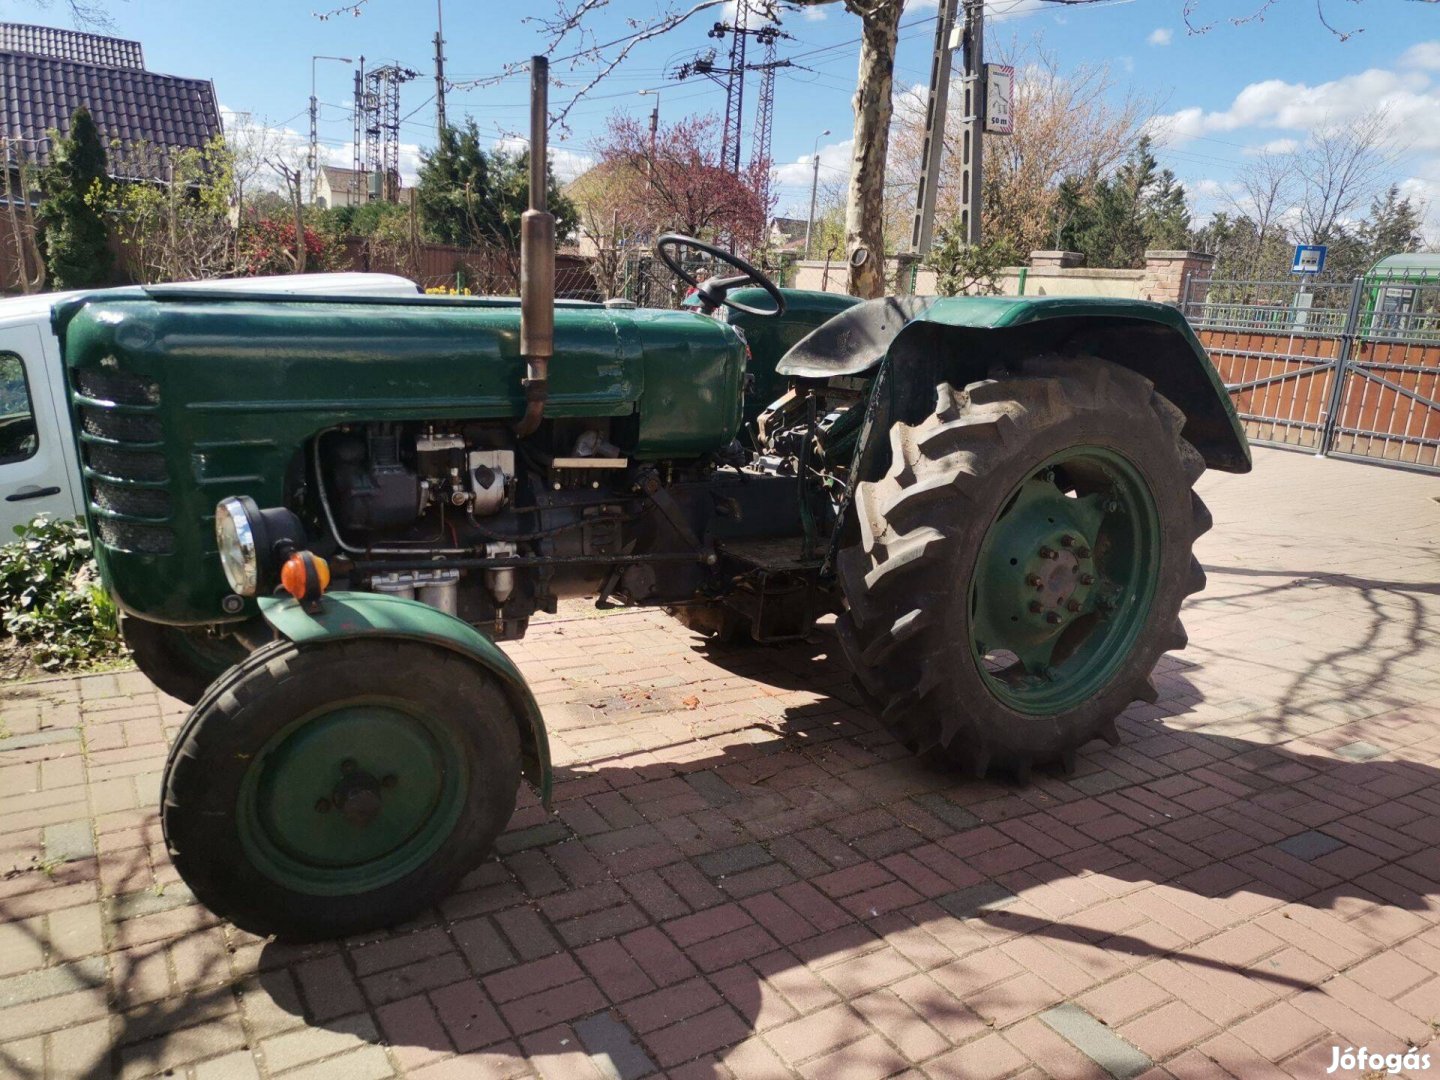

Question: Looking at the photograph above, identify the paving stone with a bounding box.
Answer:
[684,771,739,808]
[0,957,107,1008]
[0,729,80,751]
[694,843,773,879]
[494,821,571,855]
[935,882,1018,920]
[1040,1003,1152,1080]
[42,820,96,863]
[573,1011,655,1080]
[1333,741,1386,761]
[107,885,197,921]
[1069,770,1133,796]
[1276,830,1347,862]
[912,793,981,832]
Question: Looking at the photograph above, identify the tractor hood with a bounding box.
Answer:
[54,287,747,461]
[778,294,1250,473]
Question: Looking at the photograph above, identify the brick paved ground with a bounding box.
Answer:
[2,445,1439,1080]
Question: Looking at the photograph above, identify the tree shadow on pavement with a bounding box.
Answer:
[246,608,1440,1077]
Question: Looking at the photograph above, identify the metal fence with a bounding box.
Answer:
[1182,271,1440,473]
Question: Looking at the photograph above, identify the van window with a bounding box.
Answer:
[0,352,39,465]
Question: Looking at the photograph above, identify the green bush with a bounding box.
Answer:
[0,516,123,671]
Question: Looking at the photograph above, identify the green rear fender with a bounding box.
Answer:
[257,591,552,806]
[783,296,1251,474]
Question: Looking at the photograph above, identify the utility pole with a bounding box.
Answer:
[909,0,961,256]
[804,128,830,259]
[638,89,660,190]
[310,55,352,203]
[352,57,365,206]
[958,0,984,246]
[434,0,447,139]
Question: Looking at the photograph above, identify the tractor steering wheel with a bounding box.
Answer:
[656,233,786,318]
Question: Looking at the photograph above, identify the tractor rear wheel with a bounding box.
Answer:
[836,357,1211,780]
[162,638,521,940]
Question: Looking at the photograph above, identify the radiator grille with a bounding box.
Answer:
[73,365,174,554]
[74,369,159,406]
[83,443,168,483]
[91,480,171,518]
[80,406,163,442]
[96,518,175,554]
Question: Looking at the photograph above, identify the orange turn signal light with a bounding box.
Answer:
[280,551,330,603]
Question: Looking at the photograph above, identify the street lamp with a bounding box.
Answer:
[310,55,353,199]
[804,128,831,260]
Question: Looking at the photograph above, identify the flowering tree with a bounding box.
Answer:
[236,218,329,277]
[593,113,768,251]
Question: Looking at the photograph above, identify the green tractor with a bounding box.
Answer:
[57,61,1248,940]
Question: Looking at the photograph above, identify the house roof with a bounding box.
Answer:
[0,48,220,175]
[319,165,367,187]
[0,23,144,68]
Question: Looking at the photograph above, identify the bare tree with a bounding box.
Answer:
[567,161,648,298]
[1219,149,1298,276]
[267,158,309,274]
[13,0,115,29]
[227,113,285,228]
[1,138,46,295]
[1296,110,1398,247]
[890,37,1155,258]
[109,139,237,283]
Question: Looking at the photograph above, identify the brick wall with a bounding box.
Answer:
[789,249,1215,305]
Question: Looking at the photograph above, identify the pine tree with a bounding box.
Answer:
[1359,185,1423,264]
[1059,139,1192,268]
[37,107,113,289]
[416,119,576,251]
[415,119,492,246]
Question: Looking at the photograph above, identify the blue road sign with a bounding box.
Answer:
[1292,245,1327,274]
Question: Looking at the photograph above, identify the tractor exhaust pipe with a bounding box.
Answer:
[515,54,555,438]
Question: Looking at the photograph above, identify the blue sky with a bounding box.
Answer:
[4,0,1437,236]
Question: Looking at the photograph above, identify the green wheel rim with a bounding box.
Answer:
[968,446,1161,715]
[237,698,468,896]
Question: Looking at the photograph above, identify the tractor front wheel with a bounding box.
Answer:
[161,638,521,940]
[836,357,1211,780]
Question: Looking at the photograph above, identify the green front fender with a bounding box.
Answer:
[258,591,552,806]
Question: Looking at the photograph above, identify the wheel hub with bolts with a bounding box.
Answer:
[969,446,1160,713]
[237,703,467,894]
[315,759,400,828]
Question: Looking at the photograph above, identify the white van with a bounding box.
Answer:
[0,273,421,540]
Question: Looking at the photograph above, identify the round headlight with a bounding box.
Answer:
[216,496,259,596]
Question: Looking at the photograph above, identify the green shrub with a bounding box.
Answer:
[0,516,123,671]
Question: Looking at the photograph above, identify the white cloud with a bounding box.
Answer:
[1151,55,1440,244]
[493,134,593,183]
[772,137,852,191]
[1246,137,1300,155]
[1148,27,1173,46]
[1150,67,1440,151]
[1400,41,1440,71]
